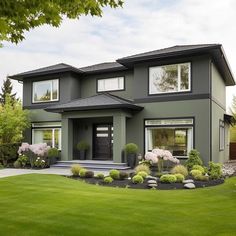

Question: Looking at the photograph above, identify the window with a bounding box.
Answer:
[33,79,59,103]
[149,63,191,94]
[219,120,225,151]
[97,77,124,92]
[145,118,194,157]
[32,122,61,149]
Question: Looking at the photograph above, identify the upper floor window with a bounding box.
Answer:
[33,79,59,103]
[97,77,124,92]
[149,63,191,95]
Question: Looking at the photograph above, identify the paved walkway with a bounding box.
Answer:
[0,168,109,178]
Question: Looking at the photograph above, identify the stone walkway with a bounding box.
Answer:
[0,168,109,178]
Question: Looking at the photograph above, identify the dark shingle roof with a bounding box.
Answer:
[45,93,143,113]
[9,63,83,80]
[79,62,126,73]
[117,44,220,62]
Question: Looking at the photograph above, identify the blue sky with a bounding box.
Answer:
[1,0,236,109]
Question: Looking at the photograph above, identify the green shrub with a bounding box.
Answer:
[104,176,113,184]
[190,169,202,178]
[109,169,120,180]
[71,164,82,176]
[194,174,209,181]
[185,149,203,170]
[76,141,89,151]
[192,165,205,174]
[84,170,94,178]
[96,173,104,179]
[47,148,59,158]
[160,174,177,183]
[119,171,128,180]
[79,168,87,178]
[17,155,28,167]
[0,163,3,169]
[170,165,188,177]
[132,174,144,184]
[0,143,20,166]
[125,143,138,154]
[208,162,222,179]
[137,171,148,179]
[135,164,150,175]
[174,173,185,182]
[13,160,21,168]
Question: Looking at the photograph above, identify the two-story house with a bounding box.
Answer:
[10,44,235,165]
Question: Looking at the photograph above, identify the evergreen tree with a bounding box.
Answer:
[0,77,17,105]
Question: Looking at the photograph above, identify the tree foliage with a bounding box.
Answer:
[0,94,29,144]
[0,0,123,46]
[0,77,17,105]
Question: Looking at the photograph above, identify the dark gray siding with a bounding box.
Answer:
[23,72,81,109]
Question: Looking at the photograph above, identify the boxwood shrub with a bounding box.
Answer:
[137,171,148,179]
[109,169,120,180]
[104,176,113,184]
[132,175,144,184]
[160,174,177,183]
[79,168,87,178]
[174,173,185,182]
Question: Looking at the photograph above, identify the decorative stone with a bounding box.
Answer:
[147,180,157,184]
[184,183,196,189]
[146,175,158,180]
[148,183,158,188]
[183,179,194,184]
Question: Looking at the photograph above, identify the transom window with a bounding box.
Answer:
[97,77,124,92]
[32,122,61,149]
[145,118,194,157]
[149,63,191,94]
[33,79,59,103]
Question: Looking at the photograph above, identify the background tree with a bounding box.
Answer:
[0,0,123,46]
[0,77,18,105]
[0,94,29,144]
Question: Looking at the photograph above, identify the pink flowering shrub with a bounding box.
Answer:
[144,148,180,172]
[18,143,50,168]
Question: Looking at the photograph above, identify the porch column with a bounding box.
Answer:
[113,113,126,163]
[61,118,73,161]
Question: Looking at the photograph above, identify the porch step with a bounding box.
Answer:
[51,160,131,171]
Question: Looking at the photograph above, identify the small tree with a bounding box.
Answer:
[0,77,17,105]
[0,94,29,144]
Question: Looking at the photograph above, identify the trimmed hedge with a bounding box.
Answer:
[0,143,20,166]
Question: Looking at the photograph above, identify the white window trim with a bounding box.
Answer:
[144,118,194,158]
[32,125,62,150]
[149,62,191,95]
[97,77,124,92]
[32,79,59,103]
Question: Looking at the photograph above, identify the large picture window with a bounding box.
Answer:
[97,77,124,92]
[32,122,61,149]
[149,63,191,94]
[145,118,194,157]
[33,79,59,103]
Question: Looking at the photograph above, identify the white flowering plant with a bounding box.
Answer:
[144,148,180,172]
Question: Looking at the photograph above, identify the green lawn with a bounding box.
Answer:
[0,174,235,236]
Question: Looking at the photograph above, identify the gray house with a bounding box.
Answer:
[10,44,235,165]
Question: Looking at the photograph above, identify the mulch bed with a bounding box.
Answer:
[67,176,224,190]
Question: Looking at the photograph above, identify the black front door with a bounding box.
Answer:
[93,124,113,160]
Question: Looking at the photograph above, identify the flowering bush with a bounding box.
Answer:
[144,148,179,172]
[18,143,50,168]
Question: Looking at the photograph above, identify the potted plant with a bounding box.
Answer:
[47,148,60,165]
[125,143,138,168]
[76,141,89,160]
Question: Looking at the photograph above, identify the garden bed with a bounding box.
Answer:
[68,176,224,190]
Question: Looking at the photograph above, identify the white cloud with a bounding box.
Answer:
[0,0,236,108]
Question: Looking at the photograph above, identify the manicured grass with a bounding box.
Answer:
[0,174,235,236]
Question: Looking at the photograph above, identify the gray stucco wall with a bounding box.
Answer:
[127,99,211,165]
[23,72,81,109]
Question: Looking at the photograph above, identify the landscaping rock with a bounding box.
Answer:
[148,183,158,188]
[147,180,157,184]
[183,179,194,184]
[184,183,196,189]
[146,175,158,180]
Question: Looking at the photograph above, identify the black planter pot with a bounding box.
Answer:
[79,150,86,160]
[127,153,137,169]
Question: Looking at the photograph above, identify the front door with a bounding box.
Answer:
[93,124,113,160]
